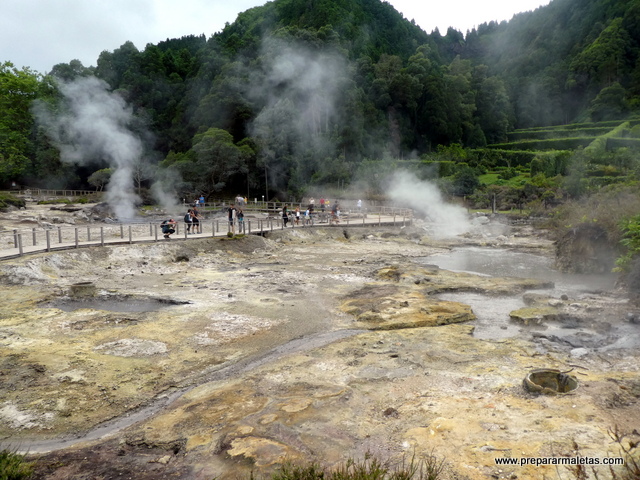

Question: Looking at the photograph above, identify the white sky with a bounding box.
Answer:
[0,0,550,74]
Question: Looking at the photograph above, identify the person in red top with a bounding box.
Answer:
[320,197,325,212]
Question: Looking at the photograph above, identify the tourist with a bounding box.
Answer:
[161,218,176,239]
[184,209,193,234]
[191,207,201,234]
[282,205,289,227]
[295,207,301,225]
[228,204,235,234]
[237,208,244,233]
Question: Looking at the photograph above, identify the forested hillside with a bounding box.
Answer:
[1,0,640,202]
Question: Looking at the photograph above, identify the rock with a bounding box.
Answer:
[570,348,590,358]
[509,306,561,325]
[555,223,616,274]
[428,417,456,435]
[473,216,490,225]
[226,436,293,467]
[342,290,475,330]
[548,298,565,307]
[522,293,551,306]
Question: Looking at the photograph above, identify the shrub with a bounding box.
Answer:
[0,448,35,480]
[0,193,26,211]
[266,453,445,480]
[36,199,71,205]
[616,214,640,271]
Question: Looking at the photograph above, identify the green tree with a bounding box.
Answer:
[87,168,113,191]
[49,59,94,81]
[175,128,250,196]
[570,18,632,89]
[451,165,480,196]
[589,82,629,121]
[0,62,41,185]
[474,76,510,144]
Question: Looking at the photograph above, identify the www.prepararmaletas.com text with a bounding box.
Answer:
[495,456,624,467]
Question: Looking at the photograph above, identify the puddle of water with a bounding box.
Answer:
[436,292,525,340]
[422,247,621,342]
[423,247,616,294]
[42,297,187,313]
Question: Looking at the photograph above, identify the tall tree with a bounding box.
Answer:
[164,127,250,197]
[0,62,41,185]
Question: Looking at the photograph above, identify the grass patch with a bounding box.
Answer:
[0,193,26,211]
[260,453,445,480]
[223,233,246,239]
[0,448,35,480]
[36,199,72,205]
[479,173,529,187]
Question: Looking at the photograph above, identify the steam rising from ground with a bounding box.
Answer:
[249,38,350,193]
[387,171,471,238]
[35,77,145,220]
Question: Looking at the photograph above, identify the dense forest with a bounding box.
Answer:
[1,0,640,206]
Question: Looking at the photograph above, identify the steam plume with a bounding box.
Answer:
[387,171,471,237]
[36,76,144,220]
[249,38,349,192]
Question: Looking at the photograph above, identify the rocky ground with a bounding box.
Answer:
[0,203,639,480]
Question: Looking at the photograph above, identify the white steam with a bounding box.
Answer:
[249,38,349,191]
[37,76,144,220]
[387,171,471,238]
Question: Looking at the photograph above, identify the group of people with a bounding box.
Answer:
[280,198,344,226]
[160,207,202,239]
[161,196,362,238]
[184,207,202,234]
[227,199,245,234]
[161,195,205,239]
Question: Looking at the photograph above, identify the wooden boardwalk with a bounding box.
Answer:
[0,212,413,261]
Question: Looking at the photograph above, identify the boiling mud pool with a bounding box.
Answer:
[42,296,184,313]
[421,247,624,344]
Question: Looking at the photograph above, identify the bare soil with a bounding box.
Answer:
[0,204,639,480]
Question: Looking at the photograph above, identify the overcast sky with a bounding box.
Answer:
[1,0,550,74]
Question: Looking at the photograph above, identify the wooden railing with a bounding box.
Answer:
[0,208,413,260]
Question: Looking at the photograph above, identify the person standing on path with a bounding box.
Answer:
[237,208,244,233]
[282,205,289,227]
[184,209,193,234]
[228,204,236,234]
[191,207,201,234]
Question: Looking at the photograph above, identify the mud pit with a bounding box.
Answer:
[0,221,639,480]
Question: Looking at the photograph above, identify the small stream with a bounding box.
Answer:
[421,247,639,350]
[5,329,364,454]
